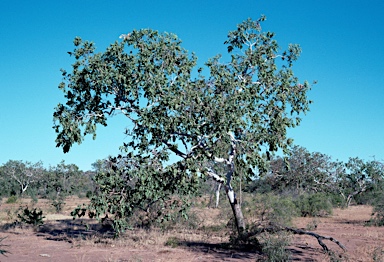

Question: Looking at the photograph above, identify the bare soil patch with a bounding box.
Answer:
[0,198,383,261]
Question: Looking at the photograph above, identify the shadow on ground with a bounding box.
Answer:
[37,218,115,241]
[1,218,114,241]
[175,240,261,260]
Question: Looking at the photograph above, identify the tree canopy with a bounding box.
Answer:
[53,16,312,234]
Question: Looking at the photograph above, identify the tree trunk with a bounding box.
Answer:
[224,181,245,234]
[346,194,353,207]
[346,187,366,207]
[20,184,28,196]
[231,201,245,234]
[215,183,221,208]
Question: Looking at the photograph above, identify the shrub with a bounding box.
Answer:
[51,198,66,213]
[294,193,333,217]
[17,206,45,226]
[328,193,345,208]
[164,237,181,248]
[31,195,38,204]
[243,193,298,226]
[156,209,200,231]
[6,196,18,204]
[369,193,384,226]
[258,231,292,262]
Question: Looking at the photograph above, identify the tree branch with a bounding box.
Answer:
[243,223,347,252]
[162,140,187,159]
[284,226,347,252]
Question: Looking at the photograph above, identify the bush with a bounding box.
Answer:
[156,209,200,231]
[243,193,298,226]
[328,193,345,208]
[164,237,181,248]
[294,193,333,217]
[6,196,18,204]
[369,193,384,226]
[17,206,45,226]
[259,232,292,262]
[51,198,66,213]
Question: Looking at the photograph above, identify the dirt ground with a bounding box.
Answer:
[0,198,383,262]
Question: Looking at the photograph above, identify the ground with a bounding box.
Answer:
[0,197,383,261]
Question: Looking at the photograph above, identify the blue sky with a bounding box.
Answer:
[1,0,383,171]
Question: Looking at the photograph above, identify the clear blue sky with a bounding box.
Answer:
[1,0,383,171]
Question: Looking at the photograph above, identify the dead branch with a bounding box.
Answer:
[284,226,347,252]
[242,223,346,252]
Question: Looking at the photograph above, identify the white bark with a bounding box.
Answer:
[215,183,221,208]
[205,131,245,233]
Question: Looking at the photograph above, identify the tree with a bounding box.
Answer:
[0,164,18,197]
[266,146,343,195]
[2,160,43,196]
[336,157,384,207]
[39,161,87,199]
[54,17,312,236]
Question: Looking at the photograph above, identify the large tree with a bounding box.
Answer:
[336,157,384,207]
[266,145,343,195]
[54,17,312,236]
[1,160,43,196]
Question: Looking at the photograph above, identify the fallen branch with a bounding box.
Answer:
[284,226,347,252]
[241,223,346,252]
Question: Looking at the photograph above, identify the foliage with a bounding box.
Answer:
[51,197,66,213]
[5,196,18,204]
[71,157,198,234]
[369,192,384,226]
[260,146,343,195]
[293,193,333,217]
[339,158,384,207]
[258,232,291,262]
[156,208,200,231]
[40,160,90,199]
[16,206,45,226]
[243,193,297,226]
[249,146,384,211]
[164,236,181,248]
[1,160,43,196]
[0,160,93,201]
[0,165,18,198]
[54,17,312,235]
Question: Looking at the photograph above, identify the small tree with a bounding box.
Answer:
[54,17,312,236]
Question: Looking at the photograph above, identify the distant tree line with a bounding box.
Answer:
[246,145,384,209]
[0,160,94,202]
